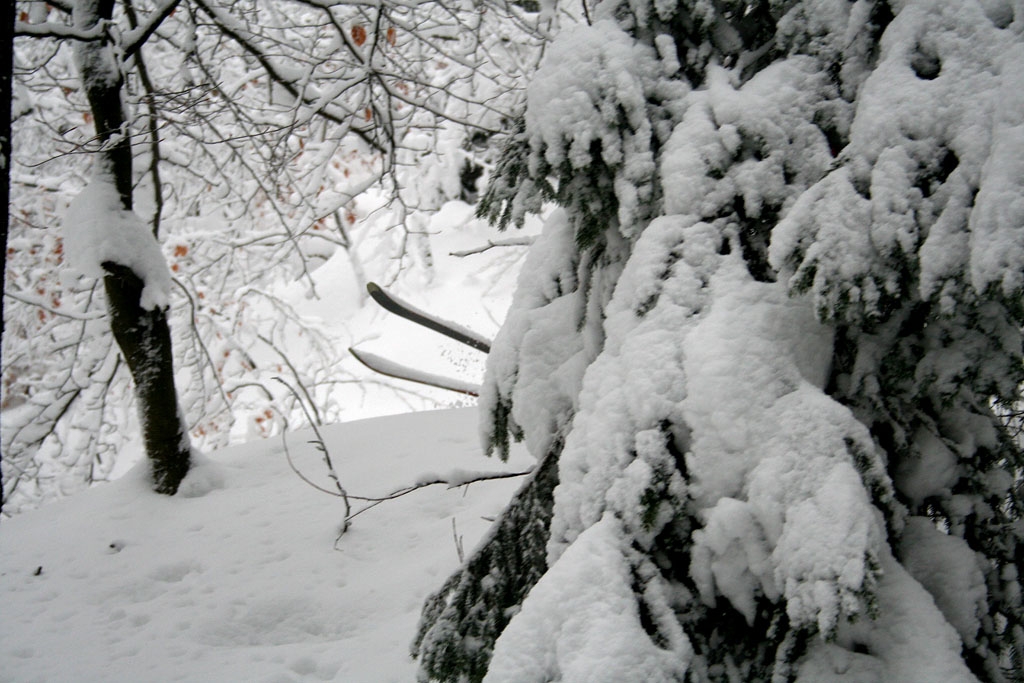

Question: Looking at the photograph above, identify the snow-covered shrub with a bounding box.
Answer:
[416,1,1024,680]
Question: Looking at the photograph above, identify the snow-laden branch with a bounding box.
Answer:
[449,236,535,257]
[14,21,107,42]
[121,0,183,58]
[343,467,534,529]
[44,0,74,13]
[190,0,381,150]
[3,289,106,321]
[356,468,534,503]
[411,468,533,488]
[287,0,438,8]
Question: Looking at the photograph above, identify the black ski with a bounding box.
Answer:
[366,282,491,353]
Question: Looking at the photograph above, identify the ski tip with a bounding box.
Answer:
[348,347,374,371]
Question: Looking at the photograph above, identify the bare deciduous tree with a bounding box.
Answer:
[4,0,547,512]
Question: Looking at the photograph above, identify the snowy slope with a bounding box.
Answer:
[0,407,531,683]
[229,199,539,442]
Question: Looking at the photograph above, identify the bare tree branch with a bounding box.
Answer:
[14,21,106,42]
[449,236,535,257]
[121,0,183,58]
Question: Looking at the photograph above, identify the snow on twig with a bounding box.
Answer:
[344,468,534,524]
[448,236,535,258]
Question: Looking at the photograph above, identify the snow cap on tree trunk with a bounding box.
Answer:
[63,169,172,311]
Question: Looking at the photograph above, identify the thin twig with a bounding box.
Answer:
[273,377,350,531]
[452,517,465,564]
[344,468,534,526]
[265,344,323,425]
[280,431,343,498]
[449,236,535,257]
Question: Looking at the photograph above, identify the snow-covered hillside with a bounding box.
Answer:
[0,407,531,683]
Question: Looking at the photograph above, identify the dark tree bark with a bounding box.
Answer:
[413,442,561,682]
[1,0,14,515]
[102,263,190,493]
[75,0,191,494]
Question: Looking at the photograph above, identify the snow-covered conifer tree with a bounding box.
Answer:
[415,0,1024,680]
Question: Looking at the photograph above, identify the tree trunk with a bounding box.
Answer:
[102,263,190,493]
[76,0,191,494]
[1,0,14,516]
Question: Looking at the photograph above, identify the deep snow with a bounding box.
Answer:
[0,407,531,682]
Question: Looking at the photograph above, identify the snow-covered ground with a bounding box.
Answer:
[0,407,532,683]
[0,193,540,682]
